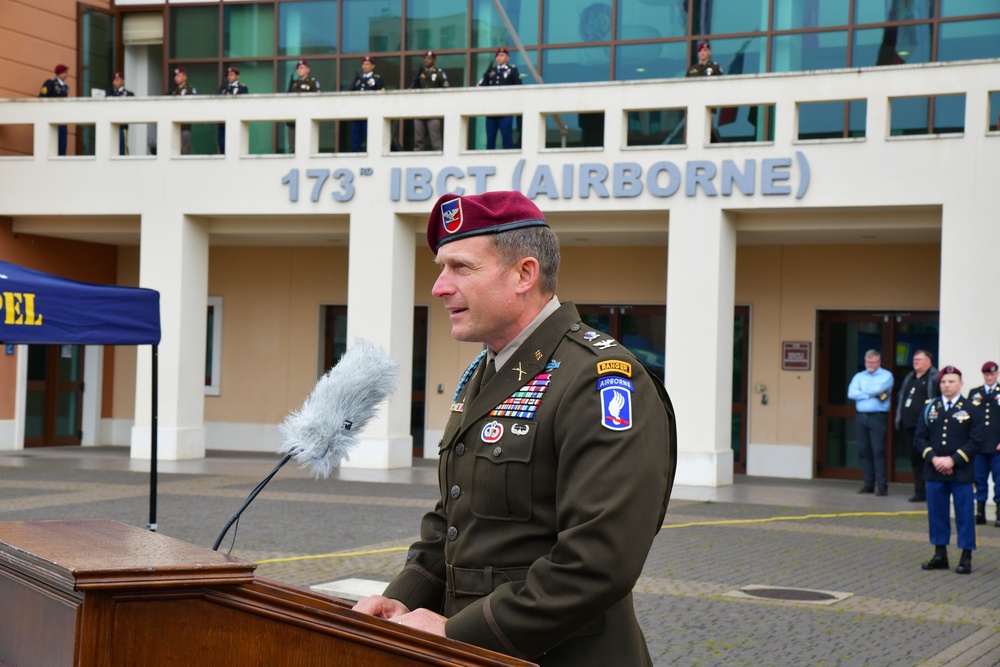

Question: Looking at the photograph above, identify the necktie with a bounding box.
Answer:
[945,401,952,412]
[481,358,497,388]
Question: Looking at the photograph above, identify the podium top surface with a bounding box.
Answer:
[0,519,255,591]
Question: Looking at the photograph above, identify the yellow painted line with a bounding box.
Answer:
[661,510,926,530]
[257,546,407,564]
[256,511,927,564]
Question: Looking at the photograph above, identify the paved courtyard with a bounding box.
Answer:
[2,447,999,666]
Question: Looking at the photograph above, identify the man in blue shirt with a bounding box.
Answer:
[848,349,895,495]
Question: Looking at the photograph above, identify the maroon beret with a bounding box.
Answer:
[983,361,998,373]
[55,64,68,75]
[424,50,436,58]
[937,365,962,383]
[697,41,711,51]
[496,47,509,56]
[112,71,124,80]
[361,56,373,64]
[427,191,548,253]
[297,59,309,67]
[173,67,186,75]
[227,66,240,74]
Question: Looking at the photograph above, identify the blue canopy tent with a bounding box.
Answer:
[0,260,163,530]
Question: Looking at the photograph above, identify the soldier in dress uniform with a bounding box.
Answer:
[353,191,677,666]
[409,50,449,151]
[39,64,70,155]
[686,40,723,77]
[169,67,197,155]
[915,366,980,574]
[477,47,522,149]
[350,56,385,152]
[217,67,248,154]
[107,72,135,156]
[286,59,319,153]
[968,361,1000,525]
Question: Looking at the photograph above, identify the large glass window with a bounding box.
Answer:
[773,0,849,30]
[170,6,218,59]
[342,0,402,54]
[617,0,686,40]
[544,0,613,45]
[855,0,933,24]
[407,0,467,51]
[938,18,1000,61]
[852,25,932,67]
[473,0,538,48]
[616,42,687,80]
[940,0,995,18]
[279,1,337,56]
[771,31,848,72]
[542,46,609,83]
[225,4,275,58]
[692,0,768,36]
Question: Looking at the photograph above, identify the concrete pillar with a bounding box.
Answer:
[665,208,736,486]
[342,207,415,469]
[132,212,209,460]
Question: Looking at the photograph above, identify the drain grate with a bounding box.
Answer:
[724,585,852,606]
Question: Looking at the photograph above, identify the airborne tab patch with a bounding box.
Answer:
[598,376,633,431]
[597,360,632,378]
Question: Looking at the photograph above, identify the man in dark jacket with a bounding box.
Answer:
[217,67,248,153]
[39,64,70,155]
[409,50,448,151]
[477,48,521,149]
[895,349,940,502]
[108,72,135,156]
[353,191,676,666]
[915,366,979,574]
[967,361,1000,525]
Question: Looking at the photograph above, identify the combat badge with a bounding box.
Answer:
[598,376,633,431]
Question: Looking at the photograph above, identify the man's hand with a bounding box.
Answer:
[932,456,955,474]
[394,608,448,636]
[352,595,410,620]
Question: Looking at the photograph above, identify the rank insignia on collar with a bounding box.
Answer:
[599,376,633,431]
[451,402,465,412]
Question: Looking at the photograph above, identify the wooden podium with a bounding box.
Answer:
[0,520,535,667]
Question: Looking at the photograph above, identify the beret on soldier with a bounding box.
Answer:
[937,365,962,382]
[427,191,548,253]
[425,50,436,58]
[697,41,711,51]
[112,71,124,80]
[55,64,68,75]
[173,67,186,75]
[297,59,309,67]
[361,56,373,63]
[496,47,509,55]
[227,66,240,74]
[983,361,998,373]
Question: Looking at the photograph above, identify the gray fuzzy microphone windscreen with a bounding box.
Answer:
[278,339,399,477]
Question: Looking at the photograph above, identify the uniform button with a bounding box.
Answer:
[447,526,459,541]
[570,323,580,332]
[493,446,502,457]
[450,484,462,499]
[455,443,466,456]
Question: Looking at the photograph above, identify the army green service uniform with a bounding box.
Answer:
[383,301,676,666]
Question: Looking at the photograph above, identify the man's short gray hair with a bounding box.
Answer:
[865,349,881,359]
[490,226,561,294]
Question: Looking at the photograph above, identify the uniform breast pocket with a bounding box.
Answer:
[471,431,534,522]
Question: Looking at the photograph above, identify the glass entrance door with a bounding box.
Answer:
[815,311,939,481]
[25,345,85,447]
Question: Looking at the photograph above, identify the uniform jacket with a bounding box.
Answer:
[39,77,69,98]
[686,61,723,77]
[410,66,449,89]
[288,76,320,92]
[894,366,940,430]
[351,73,384,92]
[915,396,979,483]
[108,87,134,97]
[171,83,197,96]
[479,64,521,86]
[967,385,1000,455]
[218,81,249,95]
[382,302,676,667]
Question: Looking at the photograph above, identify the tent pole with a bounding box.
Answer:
[149,344,158,532]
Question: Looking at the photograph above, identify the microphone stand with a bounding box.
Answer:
[211,452,293,551]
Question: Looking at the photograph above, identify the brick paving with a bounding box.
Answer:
[2,448,999,666]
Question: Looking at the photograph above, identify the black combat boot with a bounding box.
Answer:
[955,549,973,575]
[921,545,949,570]
[976,501,987,525]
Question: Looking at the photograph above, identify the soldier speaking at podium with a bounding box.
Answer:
[353,191,676,666]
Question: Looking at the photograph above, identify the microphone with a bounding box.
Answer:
[211,339,399,551]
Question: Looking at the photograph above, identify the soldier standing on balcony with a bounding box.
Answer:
[39,64,70,155]
[108,72,134,156]
[217,67,248,154]
[286,59,319,153]
[169,68,197,155]
[409,50,448,152]
[350,56,384,152]
[477,48,521,149]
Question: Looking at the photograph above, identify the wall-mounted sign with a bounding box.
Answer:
[782,341,811,371]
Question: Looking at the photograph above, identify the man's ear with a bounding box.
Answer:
[513,256,540,295]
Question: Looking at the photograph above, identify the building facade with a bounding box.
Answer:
[1,0,999,487]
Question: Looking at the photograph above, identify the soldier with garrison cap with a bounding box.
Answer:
[968,361,1000,526]
[915,366,980,575]
[353,191,676,666]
